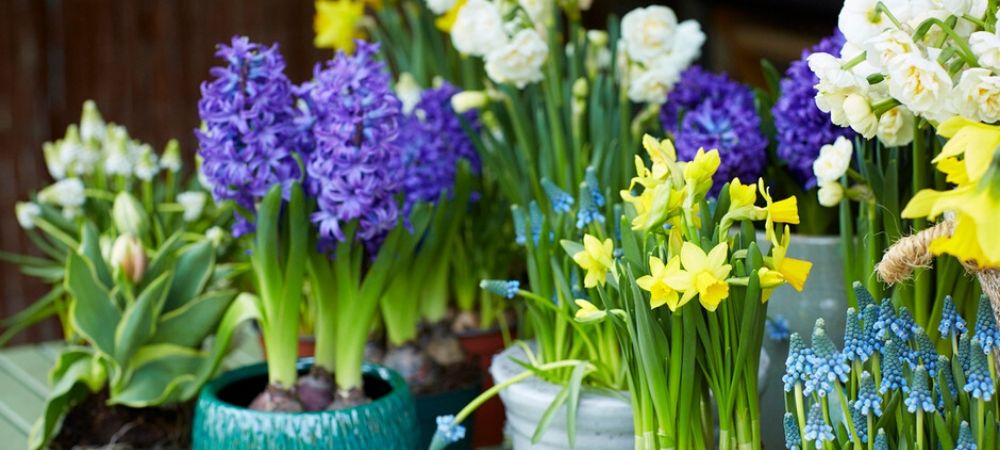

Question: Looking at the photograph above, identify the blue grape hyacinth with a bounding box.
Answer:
[432,415,466,446]
[805,320,849,397]
[964,338,995,401]
[542,178,574,214]
[913,329,939,376]
[843,307,871,362]
[480,279,519,299]
[783,412,801,450]
[939,295,967,338]
[803,403,834,449]
[854,371,882,417]
[783,333,814,392]
[973,294,1000,353]
[904,366,935,413]
[955,421,977,450]
[891,307,919,342]
[880,340,907,394]
[861,304,884,353]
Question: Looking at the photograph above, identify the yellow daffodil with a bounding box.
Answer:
[663,242,732,311]
[314,0,366,52]
[435,0,467,32]
[757,178,800,244]
[636,255,682,310]
[574,299,607,323]
[757,267,786,302]
[934,117,1000,183]
[572,234,615,288]
[642,134,678,180]
[771,226,812,292]
[721,178,759,232]
[682,148,721,201]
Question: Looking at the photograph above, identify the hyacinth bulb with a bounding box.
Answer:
[110,234,146,284]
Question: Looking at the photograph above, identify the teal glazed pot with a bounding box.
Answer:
[193,358,418,450]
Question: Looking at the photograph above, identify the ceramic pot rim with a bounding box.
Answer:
[199,357,409,417]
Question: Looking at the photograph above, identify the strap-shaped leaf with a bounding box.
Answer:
[189,293,262,397]
[141,230,183,288]
[151,290,236,348]
[80,221,112,287]
[163,240,214,312]
[66,251,121,356]
[110,344,204,407]
[29,351,105,450]
[114,272,173,365]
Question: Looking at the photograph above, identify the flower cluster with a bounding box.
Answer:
[445,0,550,87]
[660,67,767,194]
[303,41,405,247]
[618,5,705,103]
[784,285,1000,450]
[399,82,482,214]
[772,32,857,188]
[197,36,305,236]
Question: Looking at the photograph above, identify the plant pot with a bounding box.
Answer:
[192,358,418,450]
[457,327,508,447]
[414,381,481,450]
[490,345,633,450]
[756,233,846,450]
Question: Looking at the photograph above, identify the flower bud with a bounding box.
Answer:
[586,30,608,47]
[133,144,159,181]
[112,192,149,237]
[177,191,208,222]
[757,267,785,289]
[110,234,146,284]
[396,73,422,115]
[159,139,182,173]
[574,299,607,323]
[817,181,844,207]
[80,100,107,143]
[572,77,589,99]
[451,91,489,113]
[206,226,227,246]
[842,94,878,138]
[16,202,41,230]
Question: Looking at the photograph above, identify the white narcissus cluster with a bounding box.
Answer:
[449,0,550,87]
[812,136,854,207]
[618,5,704,103]
[451,0,509,57]
[486,29,550,87]
[818,0,1000,147]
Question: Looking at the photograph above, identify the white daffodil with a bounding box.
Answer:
[621,5,679,63]
[177,191,208,222]
[838,0,911,45]
[876,105,915,147]
[451,0,509,57]
[396,73,422,115]
[953,68,1000,124]
[970,31,1000,72]
[16,202,41,230]
[485,28,549,88]
[668,20,705,69]
[426,0,456,15]
[626,63,681,104]
[809,52,869,127]
[886,53,953,116]
[813,136,854,184]
[842,93,879,138]
[817,181,845,207]
[865,29,918,71]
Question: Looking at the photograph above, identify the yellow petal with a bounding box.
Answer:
[663,270,694,292]
[636,275,656,292]
[769,197,800,224]
[937,157,971,186]
[698,280,729,312]
[648,256,665,276]
[706,243,729,271]
[778,257,812,292]
[680,242,708,273]
[435,0,467,32]
[901,188,953,219]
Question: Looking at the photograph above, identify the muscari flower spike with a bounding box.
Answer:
[480,280,519,300]
[766,315,791,342]
[805,319,849,397]
[873,430,888,450]
[959,333,974,374]
[803,403,834,449]
[874,300,896,342]
[854,371,882,417]
[783,412,801,450]
[853,281,875,312]
[963,338,995,401]
[862,304,884,353]
[529,201,544,244]
[913,328,939,376]
[433,415,466,445]
[843,307,871,362]
[542,178,574,214]
[880,340,907,394]
[904,365,936,413]
[584,166,605,207]
[783,332,814,392]
[939,295,967,338]
[576,182,605,229]
[891,306,919,342]
[955,421,976,450]
[850,405,868,443]
[974,294,1000,353]
[512,205,528,246]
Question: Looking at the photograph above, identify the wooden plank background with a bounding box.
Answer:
[0,0,327,344]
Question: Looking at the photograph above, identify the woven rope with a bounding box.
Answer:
[877,220,1000,371]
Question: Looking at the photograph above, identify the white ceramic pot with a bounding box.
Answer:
[489,345,634,450]
[757,233,847,449]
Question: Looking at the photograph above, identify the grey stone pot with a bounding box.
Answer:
[490,345,633,450]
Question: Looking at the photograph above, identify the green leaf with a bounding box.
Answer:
[151,290,236,348]
[163,240,214,311]
[66,251,121,356]
[190,293,262,394]
[532,379,570,445]
[80,221,112,287]
[141,230,183,287]
[29,351,105,450]
[559,239,584,258]
[565,362,588,449]
[0,286,64,347]
[110,344,204,407]
[114,272,173,365]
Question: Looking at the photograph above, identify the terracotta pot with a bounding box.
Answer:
[193,358,418,450]
[457,327,508,447]
[257,335,316,358]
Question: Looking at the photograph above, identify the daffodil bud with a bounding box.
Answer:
[757,267,785,289]
[110,234,146,284]
[451,91,489,113]
[572,78,588,99]
[112,192,149,237]
[573,300,607,323]
[586,30,608,47]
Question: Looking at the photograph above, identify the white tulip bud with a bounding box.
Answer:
[110,234,146,284]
